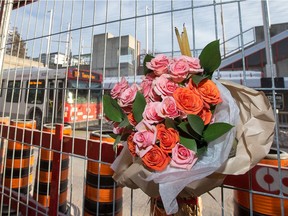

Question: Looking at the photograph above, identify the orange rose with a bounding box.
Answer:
[127,133,137,157]
[142,145,170,171]
[127,113,137,126]
[198,108,212,125]
[197,79,222,105]
[173,87,203,115]
[156,124,179,154]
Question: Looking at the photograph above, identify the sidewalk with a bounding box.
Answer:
[74,129,236,216]
[122,187,235,216]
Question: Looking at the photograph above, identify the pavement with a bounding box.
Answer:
[70,129,236,216]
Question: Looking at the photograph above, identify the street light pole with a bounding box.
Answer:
[261,0,275,78]
[0,0,13,79]
[46,9,53,68]
[145,6,149,54]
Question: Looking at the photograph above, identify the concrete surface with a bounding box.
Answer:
[68,130,235,216]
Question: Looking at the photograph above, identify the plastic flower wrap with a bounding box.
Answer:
[103,26,275,214]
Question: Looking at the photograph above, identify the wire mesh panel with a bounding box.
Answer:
[0,0,287,216]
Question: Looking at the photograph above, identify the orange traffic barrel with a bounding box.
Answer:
[234,148,288,216]
[33,123,71,213]
[4,119,35,194]
[0,117,10,177]
[84,130,122,216]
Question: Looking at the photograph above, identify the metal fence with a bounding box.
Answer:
[0,0,287,216]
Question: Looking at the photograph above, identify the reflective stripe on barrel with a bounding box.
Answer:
[4,119,35,194]
[84,131,123,216]
[33,123,71,213]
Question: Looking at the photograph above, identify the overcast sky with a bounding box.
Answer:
[8,0,288,58]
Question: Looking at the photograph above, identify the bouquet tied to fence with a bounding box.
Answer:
[103,26,275,214]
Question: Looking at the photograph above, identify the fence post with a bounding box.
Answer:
[49,124,63,216]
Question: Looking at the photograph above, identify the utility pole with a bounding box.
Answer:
[0,0,13,77]
[261,0,275,77]
[46,9,53,68]
[65,23,72,66]
[220,0,226,57]
[145,6,149,54]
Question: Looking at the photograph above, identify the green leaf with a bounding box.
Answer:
[118,116,130,128]
[113,135,122,150]
[108,133,118,139]
[197,146,207,157]
[187,114,204,136]
[179,136,197,152]
[178,122,193,136]
[178,122,201,140]
[143,54,154,75]
[192,75,207,86]
[203,122,234,142]
[199,40,221,76]
[165,118,177,129]
[103,95,123,122]
[132,91,146,123]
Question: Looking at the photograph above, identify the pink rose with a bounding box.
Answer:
[146,80,161,103]
[143,73,156,81]
[118,83,139,113]
[134,120,157,157]
[140,76,153,101]
[154,74,178,98]
[169,58,190,83]
[179,56,203,74]
[157,96,179,119]
[110,77,129,99]
[143,102,163,124]
[146,54,171,76]
[170,143,198,170]
[133,130,155,149]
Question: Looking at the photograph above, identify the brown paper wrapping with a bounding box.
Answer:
[112,80,275,198]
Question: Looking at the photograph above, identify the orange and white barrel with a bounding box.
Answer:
[33,123,71,213]
[84,130,122,216]
[4,119,35,194]
[234,148,288,216]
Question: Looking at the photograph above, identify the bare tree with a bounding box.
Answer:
[6,27,27,58]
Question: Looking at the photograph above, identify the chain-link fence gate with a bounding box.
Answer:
[0,0,287,215]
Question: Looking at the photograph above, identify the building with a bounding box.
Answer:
[3,54,44,69]
[92,33,140,77]
[220,22,288,78]
[37,52,79,69]
[220,22,288,113]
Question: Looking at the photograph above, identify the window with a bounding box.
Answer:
[27,80,45,104]
[67,80,101,104]
[0,80,4,97]
[6,81,21,103]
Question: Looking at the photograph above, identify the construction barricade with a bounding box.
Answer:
[4,119,35,195]
[84,130,123,216]
[33,123,72,214]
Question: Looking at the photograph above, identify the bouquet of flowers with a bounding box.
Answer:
[103,26,275,214]
[104,35,234,168]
